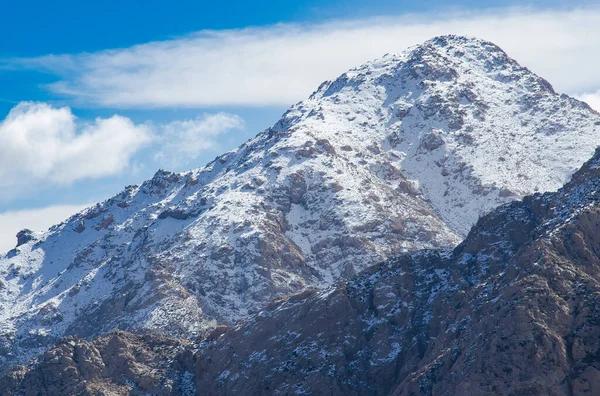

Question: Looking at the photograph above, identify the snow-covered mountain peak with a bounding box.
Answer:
[312,35,526,97]
[280,34,599,233]
[1,36,599,372]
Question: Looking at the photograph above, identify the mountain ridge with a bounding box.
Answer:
[1,35,599,373]
[6,147,600,395]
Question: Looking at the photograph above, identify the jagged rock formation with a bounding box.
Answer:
[6,146,600,395]
[0,331,191,395]
[1,35,599,373]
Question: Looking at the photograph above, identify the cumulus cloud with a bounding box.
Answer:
[0,203,90,253]
[154,113,244,168]
[0,102,152,188]
[13,7,600,108]
[0,102,246,194]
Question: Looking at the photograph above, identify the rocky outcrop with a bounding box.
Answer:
[15,230,35,248]
[0,331,191,395]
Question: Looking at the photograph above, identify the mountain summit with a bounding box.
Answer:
[1,35,599,371]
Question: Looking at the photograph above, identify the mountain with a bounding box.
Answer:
[180,146,600,395]
[1,35,599,372]
[7,146,600,395]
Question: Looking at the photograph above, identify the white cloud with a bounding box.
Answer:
[154,113,244,168]
[16,6,600,107]
[0,102,246,196]
[0,203,90,253]
[575,91,600,113]
[0,102,152,188]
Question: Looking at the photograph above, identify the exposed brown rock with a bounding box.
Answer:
[0,332,190,396]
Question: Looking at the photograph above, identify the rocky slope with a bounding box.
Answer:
[0,331,192,395]
[1,35,600,372]
[184,164,600,395]
[7,147,600,395]
[181,147,600,395]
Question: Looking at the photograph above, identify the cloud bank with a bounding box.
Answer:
[0,102,244,193]
[0,102,151,188]
[16,7,600,109]
[154,113,244,168]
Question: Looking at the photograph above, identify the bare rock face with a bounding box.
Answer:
[0,331,190,395]
[1,35,599,374]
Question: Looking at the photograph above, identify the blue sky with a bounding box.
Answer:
[1,0,600,251]
[1,0,586,57]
